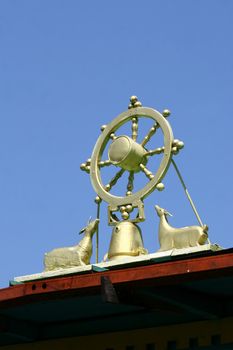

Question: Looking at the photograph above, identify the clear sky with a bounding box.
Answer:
[0,1,233,288]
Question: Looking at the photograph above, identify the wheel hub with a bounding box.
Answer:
[108,135,147,172]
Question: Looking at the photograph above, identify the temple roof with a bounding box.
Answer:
[0,248,233,346]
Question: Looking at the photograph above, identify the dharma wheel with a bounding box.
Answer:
[81,96,184,223]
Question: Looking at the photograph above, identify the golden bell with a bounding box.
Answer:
[107,221,147,260]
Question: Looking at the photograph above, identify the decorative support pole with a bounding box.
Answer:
[171,159,204,227]
[94,196,102,263]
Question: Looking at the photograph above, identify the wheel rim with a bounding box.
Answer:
[90,107,174,207]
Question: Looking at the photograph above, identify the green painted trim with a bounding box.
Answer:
[92,265,109,272]
[150,256,172,263]
[9,280,24,286]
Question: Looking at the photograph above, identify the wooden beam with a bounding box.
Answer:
[0,249,233,307]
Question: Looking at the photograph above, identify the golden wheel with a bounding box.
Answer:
[88,104,174,209]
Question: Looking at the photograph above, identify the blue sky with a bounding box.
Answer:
[0,1,233,288]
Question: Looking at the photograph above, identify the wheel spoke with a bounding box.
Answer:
[145,146,165,157]
[105,168,125,192]
[126,171,134,196]
[139,163,154,180]
[98,159,112,167]
[141,123,160,147]
[131,117,138,141]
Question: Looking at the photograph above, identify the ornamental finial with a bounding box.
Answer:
[128,95,142,109]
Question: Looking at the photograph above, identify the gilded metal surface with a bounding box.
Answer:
[105,168,125,192]
[156,182,165,191]
[90,106,174,207]
[171,139,184,155]
[139,163,154,180]
[94,196,102,204]
[131,117,138,141]
[108,200,145,225]
[162,109,171,117]
[155,205,208,252]
[128,95,142,109]
[44,218,99,271]
[145,146,165,156]
[126,171,134,196]
[95,200,101,264]
[98,159,111,167]
[79,95,207,262]
[104,221,148,261]
[141,123,159,147]
[108,135,147,171]
[80,158,91,173]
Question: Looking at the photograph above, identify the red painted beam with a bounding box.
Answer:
[0,250,233,306]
